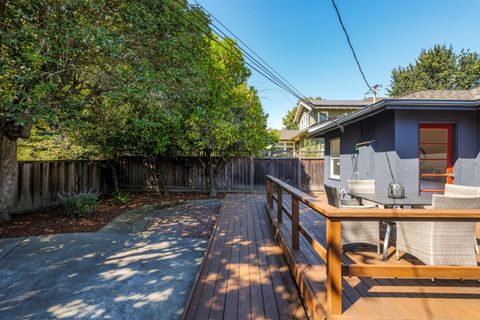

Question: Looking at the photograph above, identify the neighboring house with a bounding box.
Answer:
[294,97,380,131]
[309,87,480,197]
[276,130,302,152]
[275,97,382,157]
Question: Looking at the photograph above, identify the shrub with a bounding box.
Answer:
[113,191,129,205]
[58,191,99,218]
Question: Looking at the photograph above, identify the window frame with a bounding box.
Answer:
[318,111,329,123]
[329,138,341,180]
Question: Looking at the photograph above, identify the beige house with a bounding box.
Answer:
[275,97,381,157]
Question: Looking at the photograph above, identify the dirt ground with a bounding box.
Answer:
[0,192,225,239]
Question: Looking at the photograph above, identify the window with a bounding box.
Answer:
[330,138,340,179]
[318,111,329,123]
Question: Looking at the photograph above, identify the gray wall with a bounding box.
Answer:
[323,108,480,195]
[324,110,395,193]
[394,109,478,194]
[477,111,480,187]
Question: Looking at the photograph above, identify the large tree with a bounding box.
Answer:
[71,0,210,192]
[389,45,480,97]
[0,0,125,220]
[176,37,275,195]
[0,0,207,220]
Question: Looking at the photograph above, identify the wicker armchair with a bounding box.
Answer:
[396,195,480,266]
[324,181,380,254]
[445,184,480,197]
[444,184,480,254]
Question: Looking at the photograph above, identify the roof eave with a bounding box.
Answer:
[293,101,311,124]
[308,99,480,137]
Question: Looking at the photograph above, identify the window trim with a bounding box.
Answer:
[329,138,341,180]
[318,111,329,123]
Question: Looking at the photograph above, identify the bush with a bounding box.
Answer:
[113,191,129,205]
[58,191,99,218]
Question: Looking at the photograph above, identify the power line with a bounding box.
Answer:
[331,0,373,92]
[179,0,305,101]
[176,0,344,130]
[191,0,308,104]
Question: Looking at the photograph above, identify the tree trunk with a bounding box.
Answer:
[0,134,18,222]
[203,153,217,196]
[108,160,120,193]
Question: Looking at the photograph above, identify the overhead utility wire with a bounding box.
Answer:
[170,0,344,130]
[331,0,373,92]
[171,0,306,102]
[192,0,312,105]
[189,0,340,117]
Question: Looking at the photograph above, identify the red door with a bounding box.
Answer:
[419,124,453,194]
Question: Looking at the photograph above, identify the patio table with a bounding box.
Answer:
[347,192,432,208]
[348,192,432,260]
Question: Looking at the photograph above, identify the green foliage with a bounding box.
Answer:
[299,138,323,151]
[389,45,480,96]
[70,0,211,161]
[59,191,99,218]
[17,124,91,161]
[4,1,274,187]
[113,191,129,205]
[282,106,299,130]
[176,37,273,158]
[0,0,126,139]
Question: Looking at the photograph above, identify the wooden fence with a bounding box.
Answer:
[12,157,324,214]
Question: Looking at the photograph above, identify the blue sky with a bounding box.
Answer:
[192,0,480,129]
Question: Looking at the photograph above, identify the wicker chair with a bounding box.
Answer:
[444,184,480,254]
[396,195,480,266]
[445,184,480,197]
[324,181,380,254]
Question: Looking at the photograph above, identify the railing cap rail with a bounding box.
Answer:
[266,175,480,220]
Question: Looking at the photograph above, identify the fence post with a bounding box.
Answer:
[250,157,254,192]
[266,179,273,212]
[326,218,342,315]
[297,157,302,190]
[277,188,283,223]
[291,196,299,249]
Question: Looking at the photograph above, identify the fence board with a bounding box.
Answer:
[12,157,323,214]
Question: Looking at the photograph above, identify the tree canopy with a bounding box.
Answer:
[282,106,298,130]
[389,44,480,97]
[1,0,274,203]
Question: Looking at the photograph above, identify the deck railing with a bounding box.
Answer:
[266,175,480,316]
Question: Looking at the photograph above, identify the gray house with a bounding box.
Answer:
[308,87,480,197]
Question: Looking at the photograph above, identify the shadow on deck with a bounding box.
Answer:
[184,193,480,320]
[183,194,307,320]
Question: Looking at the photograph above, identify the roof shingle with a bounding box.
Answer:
[398,86,480,100]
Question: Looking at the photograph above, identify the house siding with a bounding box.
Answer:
[477,111,480,187]
[323,108,479,195]
[324,110,395,193]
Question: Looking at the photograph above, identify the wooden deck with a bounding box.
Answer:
[183,194,307,320]
[184,193,480,320]
[272,193,480,320]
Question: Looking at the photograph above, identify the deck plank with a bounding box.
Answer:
[274,193,480,319]
[184,194,307,320]
[186,193,480,320]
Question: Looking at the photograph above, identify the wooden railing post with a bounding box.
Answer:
[291,196,299,249]
[326,218,342,315]
[266,179,273,211]
[277,188,283,223]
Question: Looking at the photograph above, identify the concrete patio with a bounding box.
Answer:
[0,199,222,320]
